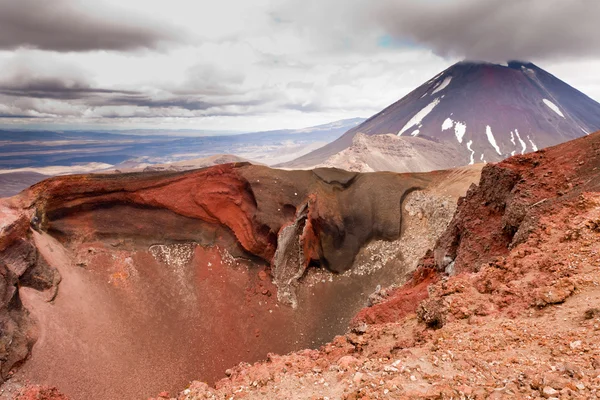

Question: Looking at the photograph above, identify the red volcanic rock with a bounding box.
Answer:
[0,199,60,381]
[432,131,600,274]
[23,164,428,274]
[14,385,69,400]
[349,130,600,337]
[29,164,276,261]
[351,266,437,326]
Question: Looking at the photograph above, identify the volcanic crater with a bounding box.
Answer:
[0,163,480,399]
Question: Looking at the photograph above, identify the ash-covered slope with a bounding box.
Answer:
[315,133,465,173]
[284,61,600,169]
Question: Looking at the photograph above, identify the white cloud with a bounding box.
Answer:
[0,0,598,131]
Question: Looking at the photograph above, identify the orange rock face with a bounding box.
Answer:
[352,266,438,326]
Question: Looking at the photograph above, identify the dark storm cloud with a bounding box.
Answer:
[0,114,39,119]
[105,95,214,111]
[0,66,215,110]
[370,0,599,61]
[0,69,285,119]
[0,0,182,52]
[0,77,137,100]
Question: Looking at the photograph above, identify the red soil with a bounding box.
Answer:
[352,267,438,326]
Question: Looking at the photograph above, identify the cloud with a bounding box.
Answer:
[0,47,452,126]
[0,77,137,100]
[0,54,137,102]
[0,58,274,118]
[0,0,183,52]
[0,114,39,119]
[370,0,599,62]
[1,0,598,132]
[102,95,214,111]
[272,0,600,62]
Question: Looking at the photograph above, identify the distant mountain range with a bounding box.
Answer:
[0,118,364,197]
[0,117,364,170]
[282,61,600,171]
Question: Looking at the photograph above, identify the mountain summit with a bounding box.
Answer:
[284,61,600,169]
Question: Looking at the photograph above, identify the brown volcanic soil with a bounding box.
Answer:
[0,163,479,399]
[159,131,600,399]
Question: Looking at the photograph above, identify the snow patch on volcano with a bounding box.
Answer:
[543,99,565,118]
[432,76,452,95]
[399,98,441,135]
[527,136,538,151]
[454,122,467,143]
[466,140,475,165]
[514,129,527,154]
[521,66,536,75]
[441,118,467,143]
[442,118,454,131]
[486,125,502,155]
[427,72,444,84]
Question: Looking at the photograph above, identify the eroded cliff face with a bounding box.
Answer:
[0,163,479,399]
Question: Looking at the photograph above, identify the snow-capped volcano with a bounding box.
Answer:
[283,61,600,169]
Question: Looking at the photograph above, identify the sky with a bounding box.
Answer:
[0,0,599,132]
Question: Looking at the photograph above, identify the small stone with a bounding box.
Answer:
[570,340,582,349]
[353,372,364,385]
[410,375,417,381]
[258,270,268,281]
[584,308,600,319]
[352,322,368,334]
[460,385,473,396]
[338,356,360,370]
[542,386,558,398]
